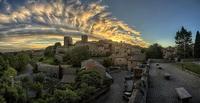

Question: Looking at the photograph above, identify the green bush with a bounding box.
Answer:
[76,70,102,88]
[44,46,54,57]
[3,67,17,77]
[31,82,43,98]
[0,55,8,71]
[33,73,45,83]
[0,96,6,103]
[53,89,80,103]
[76,83,96,100]
[7,53,30,72]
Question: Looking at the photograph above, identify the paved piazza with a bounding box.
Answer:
[147,63,200,103]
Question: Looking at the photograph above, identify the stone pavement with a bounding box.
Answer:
[147,63,200,103]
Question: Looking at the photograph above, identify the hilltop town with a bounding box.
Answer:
[0,35,148,103]
[1,31,200,103]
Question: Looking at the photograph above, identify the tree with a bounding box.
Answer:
[33,73,45,83]
[31,82,43,98]
[64,46,91,67]
[53,89,80,103]
[0,55,8,70]
[44,42,61,57]
[0,55,9,77]
[16,86,26,103]
[76,83,96,100]
[7,53,30,72]
[146,43,163,59]
[54,42,61,49]
[4,86,18,103]
[76,70,102,88]
[3,67,17,78]
[7,54,18,71]
[175,27,192,58]
[0,96,6,103]
[17,53,30,72]
[194,31,200,58]
[44,46,54,57]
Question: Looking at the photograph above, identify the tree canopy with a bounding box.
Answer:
[194,31,200,58]
[146,43,163,59]
[63,46,91,67]
[6,53,30,72]
[3,67,17,77]
[175,27,193,58]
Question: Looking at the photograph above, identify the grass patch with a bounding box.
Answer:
[40,57,56,65]
[175,62,200,75]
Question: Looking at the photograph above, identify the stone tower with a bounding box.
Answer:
[81,35,88,42]
[64,36,73,47]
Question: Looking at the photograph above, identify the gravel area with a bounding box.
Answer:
[147,63,200,103]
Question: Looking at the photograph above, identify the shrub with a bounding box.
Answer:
[33,73,45,83]
[76,70,102,88]
[3,67,17,78]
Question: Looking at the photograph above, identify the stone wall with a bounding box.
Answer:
[129,66,149,103]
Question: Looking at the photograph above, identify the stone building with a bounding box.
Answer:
[162,46,176,60]
[75,38,112,57]
[55,35,145,70]
[81,59,106,77]
[81,59,112,80]
[110,42,145,70]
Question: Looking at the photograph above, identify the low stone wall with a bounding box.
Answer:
[148,59,170,63]
[129,67,149,103]
[181,58,200,62]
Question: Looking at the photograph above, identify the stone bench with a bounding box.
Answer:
[164,73,171,80]
[175,87,192,103]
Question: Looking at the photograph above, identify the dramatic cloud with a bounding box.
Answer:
[0,0,148,51]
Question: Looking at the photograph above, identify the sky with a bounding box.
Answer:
[101,0,200,47]
[0,0,200,51]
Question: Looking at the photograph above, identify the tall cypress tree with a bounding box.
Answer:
[194,31,200,58]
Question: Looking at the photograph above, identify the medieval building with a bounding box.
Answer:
[55,35,145,70]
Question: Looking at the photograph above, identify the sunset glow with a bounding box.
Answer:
[0,0,148,52]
